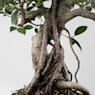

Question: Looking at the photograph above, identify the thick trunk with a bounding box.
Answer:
[11,0,90,95]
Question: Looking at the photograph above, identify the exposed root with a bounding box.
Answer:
[56,80,91,95]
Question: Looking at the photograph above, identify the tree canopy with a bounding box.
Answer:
[0,0,95,34]
[0,0,95,49]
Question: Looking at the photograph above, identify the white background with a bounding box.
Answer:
[0,4,95,95]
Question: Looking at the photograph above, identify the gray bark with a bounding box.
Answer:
[11,0,93,95]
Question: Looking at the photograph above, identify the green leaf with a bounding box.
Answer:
[35,28,38,33]
[11,10,18,24]
[5,6,13,14]
[37,0,43,8]
[75,26,87,36]
[91,1,95,9]
[24,25,33,30]
[86,6,92,11]
[0,0,3,11]
[10,26,17,32]
[0,11,4,14]
[79,0,86,3]
[71,38,82,50]
[9,0,16,5]
[26,10,33,17]
[17,28,26,34]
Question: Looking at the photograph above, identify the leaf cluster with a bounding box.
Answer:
[0,0,47,34]
[70,26,87,50]
[0,0,89,44]
[10,24,33,34]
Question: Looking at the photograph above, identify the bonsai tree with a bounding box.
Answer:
[0,0,95,95]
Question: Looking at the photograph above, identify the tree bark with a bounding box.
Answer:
[11,0,91,95]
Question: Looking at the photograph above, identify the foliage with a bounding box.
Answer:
[70,26,87,50]
[0,0,92,34]
[11,9,18,24]
[74,26,87,35]
[0,0,89,48]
